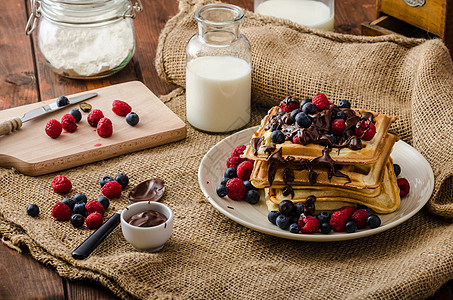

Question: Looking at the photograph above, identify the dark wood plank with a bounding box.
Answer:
[65,280,119,300]
[0,243,65,300]
[0,0,39,109]
[335,0,376,34]
[131,0,180,96]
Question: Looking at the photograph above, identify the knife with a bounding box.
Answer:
[0,92,97,136]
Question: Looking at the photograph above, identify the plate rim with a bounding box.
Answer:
[198,126,435,242]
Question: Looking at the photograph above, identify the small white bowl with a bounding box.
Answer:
[120,201,173,252]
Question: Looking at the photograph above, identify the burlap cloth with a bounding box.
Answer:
[1,0,453,299]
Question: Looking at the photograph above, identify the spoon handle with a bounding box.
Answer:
[72,211,121,260]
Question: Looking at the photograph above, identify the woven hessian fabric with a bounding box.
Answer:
[0,0,452,299]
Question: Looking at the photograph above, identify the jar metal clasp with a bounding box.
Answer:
[25,0,41,35]
[123,0,143,19]
[25,0,143,35]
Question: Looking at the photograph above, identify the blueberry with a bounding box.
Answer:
[26,204,39,217]
[393,164,401,177]
[97,196,110,210]
[73,193,87,204]
[289,223,301,233]
[115,173,129,189]
[126,112,140,126]
[294,202,305,215]
[270,123,279,132]
[216,185,229,197]
[356,204,371,213]
[276,214,291,230]
[243,180,256,191]
[245,190,259,204]
[295,112,312,128]
[300,98,312,109]
[79,102,92,113]
[338,100,351,109]
[56,96,69,107]
[73,202,86,215]
[302,102,317,115]
[333,111,347,120]
[100,176,114,188]
[290,109,302,122]
[323,133,337,144]
[317,212,330,224]
[270,130,286,144]
[290,215,299,224]
[367,214,381,228]
[320,222,332,234]
[345,221,357,233]
[62,198,75,210]
[69,108,82,123]
[224,168,237,179]
[221,177,230,185]
[268,211,281,224]
[278,200,295,216]
[71,214,85,228]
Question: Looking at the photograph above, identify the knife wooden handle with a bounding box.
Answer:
[0,117,22,136]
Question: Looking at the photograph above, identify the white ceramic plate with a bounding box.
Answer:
[198,126,434,241]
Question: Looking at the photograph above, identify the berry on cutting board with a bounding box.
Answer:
[96,117,113,138]
[45,119,63,139]
[112,100,132,116]
[126,112,140,126]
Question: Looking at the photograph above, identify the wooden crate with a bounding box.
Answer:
[361,0,453,56]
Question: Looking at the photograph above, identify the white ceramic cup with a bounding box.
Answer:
[120,201,173,252]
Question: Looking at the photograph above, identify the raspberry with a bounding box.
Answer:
[292,134,300,144]
[397,178,410,197]
[226,156,245,169]
[338,206,355,219]
[97,117,113,138]
[330,210,349,232]
[312,93,330,111]
[86,212,103,229]
[237,160,254,180]
[356,120,376,141]
[85,199,105,216]
[331,119,346,135]
[61,114,78,132]
[87,109,104,127]
[101,180,122,198]
[51,202,72,221]
[226,178,246,201]
[231,145,246,157]
[279,96,300,113]
[51,175,72,194]
[45,119,62,138]
[351,209,369,229]
[298,215,320,233]
[112,100,132,116]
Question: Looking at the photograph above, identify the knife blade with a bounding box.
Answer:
[0,92,97,136]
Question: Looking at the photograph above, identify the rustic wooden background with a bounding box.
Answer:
[0,0,451,298]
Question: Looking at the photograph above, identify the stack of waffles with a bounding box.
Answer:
[242,97,401,214]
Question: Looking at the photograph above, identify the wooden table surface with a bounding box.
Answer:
[0,0,451,299]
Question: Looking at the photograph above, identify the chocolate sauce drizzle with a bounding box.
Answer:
[267,146,351,194]
[264,106,374,150]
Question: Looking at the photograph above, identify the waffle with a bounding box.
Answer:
[243,106,397,164]
[265,160,401,214]
[249,132,398,189]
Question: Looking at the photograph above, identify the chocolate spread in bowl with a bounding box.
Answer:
[128,178,165,203]
[127,210,167,227]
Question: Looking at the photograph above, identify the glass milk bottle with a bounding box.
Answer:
[254,0,334,31]
[186,3,251,133]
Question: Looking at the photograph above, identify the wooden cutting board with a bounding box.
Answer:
[0,81,186,176]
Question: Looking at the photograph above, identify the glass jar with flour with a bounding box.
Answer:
[25,0,142,79]
[186,3,251,133]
